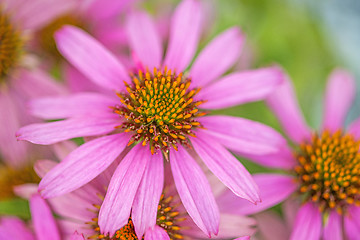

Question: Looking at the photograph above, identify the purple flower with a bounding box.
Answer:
[17,0,285,237]
[223,69,360,239]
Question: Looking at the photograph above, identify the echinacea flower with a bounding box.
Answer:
[222,69,360,239]
[17,0,285,237]
[0,0,65,168]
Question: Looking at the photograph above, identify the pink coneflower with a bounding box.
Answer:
[17,0,285,237]
[0,0,65,168]
[219,69,360,239]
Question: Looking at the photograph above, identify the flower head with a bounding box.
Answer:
[17,0,285,237]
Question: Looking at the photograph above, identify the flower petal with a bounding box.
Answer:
[34,160,57,178]
[132,152,164,239]
[348,117,360,139]
[99,145,149,236]
[322,69,355,132]
[290,203,322,240]
[235,237,250,240]
[217,174,296,215]
[197,67,284,109]
[39,133,130,198]
[144,225,170,240]
[344,206,360,239]
[255,211,289,240]
[164,0,203,72]
[190,27,245,87]
[55,26,130,91]
[170,146,220,237]
[266,75,311,144]
[30,194,61,240]
[323,210,342,240]
[0,217,35,240]
[16,116,120,145]
[13,183,38,199]
[29,93,117,120]
[126,11,162,70]
[192,132,260,204]
[70,231,85,240]
[199,116,289,155]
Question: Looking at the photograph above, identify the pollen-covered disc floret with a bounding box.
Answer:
[0,8,23,81]
[294,130,360,213]
[87,192,185,239]
[114,68,206,154]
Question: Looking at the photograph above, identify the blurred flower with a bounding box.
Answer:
[226,69,360,239]
[17,0,285,237]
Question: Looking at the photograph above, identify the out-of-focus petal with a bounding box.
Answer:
[55,26,130,91]
[197,67,284,109]
[266,76,311,144]
[99,145,149,236]
[34,160,57,178]
[322,69,355,132]
[217,174,296,215]
[190,27,244,87]
[323,210,342,240]
[164,0,203,72]
[290,203,322,240]
[70,231,85,240]
[347,116,360,139]
[144,225,170,240]
[192,132,260,204]
[13,183,38,199]
[86,0,132,21]
[30,194,61,240]
[170,146,219,237]
[0,217,35,240]
[132,153,164,239]
[344,206,360,240]
[126,11,162,70]
[255,211,289,240]
[16,115,120,145]
[39,133,130,198]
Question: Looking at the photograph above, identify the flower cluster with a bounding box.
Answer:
[0,0,358,240]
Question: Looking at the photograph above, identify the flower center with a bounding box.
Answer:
[113,68,206,155]
[0,163,40,200]
[37,14,86,61]
[0,8,23,81]
[294,130,360,213]
[87,192,185,239]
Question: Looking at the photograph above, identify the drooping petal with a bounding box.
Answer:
[290,203,322,240]
[322,69,355,132]
[13,183,38,199]
[126,11,162,70]
[144,225,170,240]
[99,145,149,236]
[34,160,57,178]
[55,26,130,91]
[29,93,117,120]
[164,0,203,72]
[199,116,289,156]
[192,132,260,203]
[170,146,220,237]
[39,133,130,198]
[0,217,35,240]
[132,152,164,239]
[266,76,311,144]
[255,211,289,240]
[30,194,61,240]
[190,27,245,87]
[217,174,296,215]
[344,206,360,240]
[16,115,120,145]
[197,67,284,109]
[213,215,256,239]
[323,210,342,240]
[70,231,85,240]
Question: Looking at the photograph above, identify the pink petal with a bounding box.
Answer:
[99,145,149,236]
[215,214,256,239]
[55,26,130,91]
[86,0,132,20]
[199,116,289,155]
[132,153,164,239]
[322,69,355,132]
[164,0,203,72]
[266,75,311,144]
[255,211,289,240]
[70,231,85,240]
[170,146,220,237]
[190,27,245,88]
[30,194,61,240]
[39,133,130,198]
[34,160,57,178]
[16,115,120,145]
[13,183,38,199]
[52,141,78,160]
[290,203,322,240]
[217,174,296,215]
[235,237,250,240]
[197,67,284,109]
[144,225,170,240]
[192,132,260,204]
[344,206,360,239]
[0,217,35,240]
[63,64,104,93]
[29,93,117,120]
[323,210,342,240]
[348,117,360,139]
[126,11,162,70]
